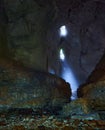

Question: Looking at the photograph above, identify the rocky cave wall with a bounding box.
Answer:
[48,0,105,84]
[0,0,56,71]
[0,0,105,85]
[87,52,105,83]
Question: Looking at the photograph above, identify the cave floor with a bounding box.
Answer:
[0,109,105,130]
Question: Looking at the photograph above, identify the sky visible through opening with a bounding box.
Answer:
[59,25,68,37]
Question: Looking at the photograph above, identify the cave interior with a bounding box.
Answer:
[0,0,105,129]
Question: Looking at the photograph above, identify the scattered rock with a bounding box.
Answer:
[0,112,105,130]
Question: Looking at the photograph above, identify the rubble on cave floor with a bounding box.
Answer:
[0,108,105,130]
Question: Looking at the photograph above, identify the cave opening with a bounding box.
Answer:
[59,25,68,37]
[59,25,79,100]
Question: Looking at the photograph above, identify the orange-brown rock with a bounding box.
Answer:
[78,81,105,110]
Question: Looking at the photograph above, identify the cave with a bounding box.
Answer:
[0,0,105,129]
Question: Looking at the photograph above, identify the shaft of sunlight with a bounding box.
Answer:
[61,61,78,100]
[59,49,78,100]
[59,48,65,61]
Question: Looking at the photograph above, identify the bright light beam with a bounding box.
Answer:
[59,25,68,37]
[61,61,78,100]
[59,49,65,61]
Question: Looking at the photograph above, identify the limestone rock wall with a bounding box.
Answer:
[0,0,56,71]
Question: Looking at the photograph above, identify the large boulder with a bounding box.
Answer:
[78,81,105,111]
[0,59,71,110]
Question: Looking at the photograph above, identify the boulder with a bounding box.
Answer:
[78,81,105,111]
[61,98,101,120]
[0,59,71,110]
[61,98,91,117]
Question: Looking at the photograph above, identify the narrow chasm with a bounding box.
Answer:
[0,0,105,129]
